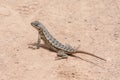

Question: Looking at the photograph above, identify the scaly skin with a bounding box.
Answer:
[31,21,106,61]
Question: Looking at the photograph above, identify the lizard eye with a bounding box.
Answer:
[34,23,38,26]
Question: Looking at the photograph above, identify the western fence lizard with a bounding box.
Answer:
[31,21,106,61]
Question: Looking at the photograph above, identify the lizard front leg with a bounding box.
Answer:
[37,32,41,49]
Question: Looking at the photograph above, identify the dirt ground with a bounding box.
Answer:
[0,0,120,80]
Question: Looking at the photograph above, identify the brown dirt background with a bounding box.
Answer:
[0,0,120,80]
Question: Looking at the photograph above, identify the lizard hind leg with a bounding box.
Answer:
[64,43,75,51]
[56,50,68,60]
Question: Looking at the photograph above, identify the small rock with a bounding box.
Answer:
[0,6,10,16]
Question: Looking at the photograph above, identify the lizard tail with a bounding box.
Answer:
[74,50,106,61]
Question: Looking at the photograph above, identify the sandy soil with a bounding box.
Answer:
[0,0,120,80]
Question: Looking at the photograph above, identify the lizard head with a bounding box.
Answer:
[31,21,43,31]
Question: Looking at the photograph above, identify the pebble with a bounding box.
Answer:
[0,6,10,16]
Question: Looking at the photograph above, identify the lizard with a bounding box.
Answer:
[31,21,106,61]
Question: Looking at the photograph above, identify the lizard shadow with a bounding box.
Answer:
[28,43,55,52]
[68,55,105,69]
[28,42,105,68]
